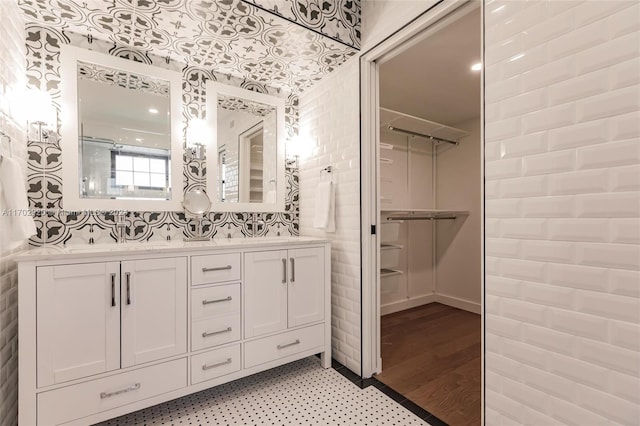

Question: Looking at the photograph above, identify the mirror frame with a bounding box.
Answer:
[60,45,184,211]
[206,81,286,212]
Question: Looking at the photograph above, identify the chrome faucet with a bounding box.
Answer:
[115,213,127,243]
[250,213,265,237]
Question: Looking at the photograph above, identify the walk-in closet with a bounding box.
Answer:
[374,7,481,426]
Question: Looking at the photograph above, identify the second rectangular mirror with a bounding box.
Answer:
[206,81,285,212]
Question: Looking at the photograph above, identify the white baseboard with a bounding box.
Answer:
[380,293,481,316]
[435,294,481,314]
[380,294,436,316]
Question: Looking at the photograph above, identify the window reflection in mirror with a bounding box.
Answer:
[77,61,172,200]
[216,94,277,204]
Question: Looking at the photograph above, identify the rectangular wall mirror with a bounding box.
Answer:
[206,81,285,212]
[61,45,183,211]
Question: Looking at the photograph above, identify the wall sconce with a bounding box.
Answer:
[286,133,314,169]
[186,118,208,161]
[286,135,302,169]
[25,89,57,143]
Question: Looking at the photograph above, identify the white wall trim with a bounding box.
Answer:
[360,0,483,380]
[434,294,482,314]
[380,294,437,316]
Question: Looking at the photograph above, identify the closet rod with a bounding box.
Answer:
[387,125,459,146]
[385,215,457,221]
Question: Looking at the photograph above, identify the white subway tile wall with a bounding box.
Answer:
[298,57,361,374]
[485,1,640,424]
[0,2,27,425]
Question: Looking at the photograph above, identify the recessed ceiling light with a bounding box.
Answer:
[471,62,482,71]
[135,138,143,142]
[149,108,158,114]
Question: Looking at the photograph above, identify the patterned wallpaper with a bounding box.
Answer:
[18,0,359,94]
[16,0,360,246]
[244,0,361,48]
[24,27,299,246]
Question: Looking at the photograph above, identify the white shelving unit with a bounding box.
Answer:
[378,108,470,315]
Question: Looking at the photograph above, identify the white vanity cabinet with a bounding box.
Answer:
[18,238,330,426]
[36,262,121,387]
[120,258,188,367]
[244,247,325,338]
[36,258,187,388]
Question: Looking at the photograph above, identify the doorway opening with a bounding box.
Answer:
[360,2,483,425]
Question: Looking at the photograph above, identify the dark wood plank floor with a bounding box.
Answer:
[375,303,481,426]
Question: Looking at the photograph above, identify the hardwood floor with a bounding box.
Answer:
[375,303,481,426]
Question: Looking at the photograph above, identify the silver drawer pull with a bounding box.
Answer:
[202,296,232,305]
[282,258,287,283]
[100,382,140,399]
[277,339,301,350]
[202,327,232,338]
[202,265,232,272]
[290,258,295,283]
[202,358,232,371]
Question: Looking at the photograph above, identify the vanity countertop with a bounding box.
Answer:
[16,236,329,262]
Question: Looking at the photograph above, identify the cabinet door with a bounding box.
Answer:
[288,247,325,328]
[37,262,120,387]
[244,250,288,338]
[121,257,187,368]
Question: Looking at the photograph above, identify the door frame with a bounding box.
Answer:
[359,1,485,415]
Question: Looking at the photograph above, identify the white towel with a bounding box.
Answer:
[313,180,335,233]
[0,157,37,251]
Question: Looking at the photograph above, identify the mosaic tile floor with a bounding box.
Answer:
[97,357,429,426]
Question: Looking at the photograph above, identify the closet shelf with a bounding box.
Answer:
[380,243,403,249]
[380,107,468,143]
[380,268,403,278]
[380,143,394,150]
[382,209,468,221]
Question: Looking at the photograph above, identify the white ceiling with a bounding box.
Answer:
[379,7,481,127]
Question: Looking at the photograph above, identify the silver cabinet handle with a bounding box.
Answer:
[202,296,232,305]
[202,358,232,371]
[202,265,232,272]
[100,382,140,399]
[277,339,300,350]
[202,327,232,338]
[110,273,116,307]
[125,272,131,305]
[290,258,295,283]
[282,258,287,283]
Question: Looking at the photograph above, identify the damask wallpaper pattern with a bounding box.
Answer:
[18,0,359,93]
[17,0,360,246]
[243,0,361,48]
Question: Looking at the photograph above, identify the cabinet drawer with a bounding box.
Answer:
[191,314,241,351]
[190,344,241,385]
[191,253,241,286]
[244,324,324,368]
[191,284,240,320]
[37,358,186,426]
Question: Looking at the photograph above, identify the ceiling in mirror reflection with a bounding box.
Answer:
[78,65,171,150]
